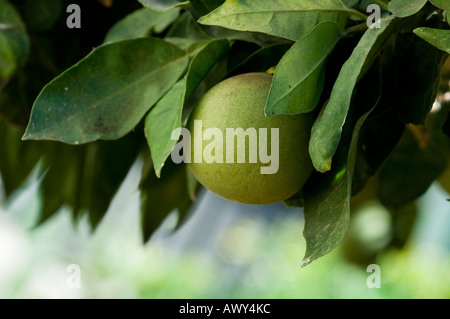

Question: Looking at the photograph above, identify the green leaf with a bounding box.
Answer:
[166,11,211,40]
[352,110,405,195]
[395,33,447,124]
[198,0,361,41]
[145,81,185,178]
[378,126,450,208]
[0,0,30,87]
[0,121,41,198]
[342,0,359,7]
[145,39,229,177]
[81,135,143,228]
[309,16,397,173]
[37,133,143,227]
[429,0,450,11]
[388,0,428,17]
[351,39,407,194]
[0,36,59,128]
[38,143,85,224]
[283,189,304,208]
[138,0,189,11]
[266,21,341,116]
[201,24,292,47]
[413,27,450,54]
[164,37,201,51]
[23,38,189,144]
[104,7,179,43]
[140,158,192,242]
[302,108,372,267]
[302,68,381,267]
[189,0,226,17]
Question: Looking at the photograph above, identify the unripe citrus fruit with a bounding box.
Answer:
[186,72,314,205]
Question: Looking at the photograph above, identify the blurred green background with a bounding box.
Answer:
[0,159,449,299]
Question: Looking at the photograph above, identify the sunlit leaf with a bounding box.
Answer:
[145,39,229,177]
[198,0,361,41]
[104,7,179,43]
[388,0,427,17]
[266,21,341,116]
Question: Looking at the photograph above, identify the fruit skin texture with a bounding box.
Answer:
[186,72,314,205]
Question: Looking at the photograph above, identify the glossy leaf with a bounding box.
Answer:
[145,39,229,177]
[413,27,450,54]
[266,21,341,116]
[309,16,397,172]
[198,0,360,41]
[104,7,179,43]
[0,0,30,87]
[388,0,427,17]
[23,38,189,144]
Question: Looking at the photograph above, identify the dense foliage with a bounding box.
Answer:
[0,0,449,266]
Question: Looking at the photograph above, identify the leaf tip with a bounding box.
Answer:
[21,130,33,141]
[312,157,332,174]
[300,257,311,268]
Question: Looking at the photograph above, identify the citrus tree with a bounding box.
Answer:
[0,0,449,267]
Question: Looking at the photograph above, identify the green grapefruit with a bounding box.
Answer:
[186,72,314,205]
